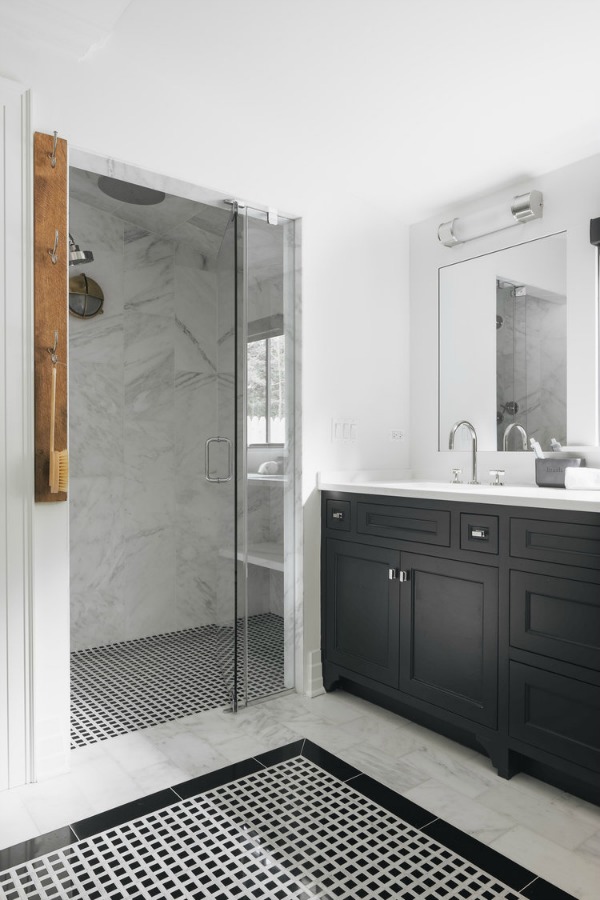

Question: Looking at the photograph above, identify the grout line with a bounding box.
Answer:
[520,876,539,892]
[170,787,184,800]
[69,823,81,841]
[343,773,362,783]
[253,757,268,768]
[420,816,440,829]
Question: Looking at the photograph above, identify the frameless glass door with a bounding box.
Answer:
[213,203,247,711]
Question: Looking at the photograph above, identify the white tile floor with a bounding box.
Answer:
[1,689,599,899]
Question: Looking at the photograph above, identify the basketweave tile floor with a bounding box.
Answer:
[1,692,599,899]
[0,741,580,899]
[71,613,285,748]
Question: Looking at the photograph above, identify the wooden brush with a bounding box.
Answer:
[49,365,59,493]
[49,365,68,494]
[57,448,68,493]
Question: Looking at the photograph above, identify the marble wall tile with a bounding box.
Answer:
[70,475,126,651]
[69,362,123,479]
[124,231,175,317]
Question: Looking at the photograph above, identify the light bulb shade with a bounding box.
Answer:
[438,190,543,247]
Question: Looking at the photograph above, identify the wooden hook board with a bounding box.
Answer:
[34,131,68,502]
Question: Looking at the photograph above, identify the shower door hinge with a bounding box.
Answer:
[267,207,278,225]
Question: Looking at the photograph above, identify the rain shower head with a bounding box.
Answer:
[69,233,94,266]
[97,175,166,205]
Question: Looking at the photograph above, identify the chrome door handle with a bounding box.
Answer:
[205,437,233,482]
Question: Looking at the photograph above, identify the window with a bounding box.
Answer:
[247,332,285,445]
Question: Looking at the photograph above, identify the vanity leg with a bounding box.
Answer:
[476,735,520,780]
[322,663,340,693]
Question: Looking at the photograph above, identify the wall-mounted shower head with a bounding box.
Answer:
[69,233,94,266]
[97,175,166,205]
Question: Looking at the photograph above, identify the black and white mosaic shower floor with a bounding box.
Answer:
[71,613,285,749]
[0,742,574,900]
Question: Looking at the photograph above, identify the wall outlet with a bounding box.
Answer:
[390,429,405,441]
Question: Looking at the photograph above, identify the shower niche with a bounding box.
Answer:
[68,161,298,746]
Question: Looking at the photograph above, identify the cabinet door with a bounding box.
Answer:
[399,553,498,727]
[326,539,400,687]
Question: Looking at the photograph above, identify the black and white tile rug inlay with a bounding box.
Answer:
[71,613,285,749]
[0,742,576,900]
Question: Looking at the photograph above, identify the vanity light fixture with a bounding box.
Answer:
[438,190,543,248]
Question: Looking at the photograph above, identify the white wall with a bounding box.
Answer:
[0,13,410,777]
[410,154,600,486]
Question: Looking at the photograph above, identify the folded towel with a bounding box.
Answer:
[564,466,600,490]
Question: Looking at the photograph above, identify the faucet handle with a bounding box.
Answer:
[489,469,505,486]
[451,468,463,484]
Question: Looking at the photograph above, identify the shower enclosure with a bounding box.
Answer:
[68,164,298,746]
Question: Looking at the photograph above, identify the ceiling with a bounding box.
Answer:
[2,1,600,222]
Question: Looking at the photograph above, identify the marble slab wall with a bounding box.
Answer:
[496,290,567,451]
[69,198,223,650]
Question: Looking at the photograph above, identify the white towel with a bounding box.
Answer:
[564,466,600,490]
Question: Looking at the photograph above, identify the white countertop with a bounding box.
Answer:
[317,471,600,512]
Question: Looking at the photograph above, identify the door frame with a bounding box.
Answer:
[0,76,34,790]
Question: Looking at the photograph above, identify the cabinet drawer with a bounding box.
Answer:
[357,502,450,547]
[509,661,600,772]
[326,499,351,532]
[510,570,600,670]
[510,517,600,570]
[460,513,499,555]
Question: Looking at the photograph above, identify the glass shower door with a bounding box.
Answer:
[213,203,247,711]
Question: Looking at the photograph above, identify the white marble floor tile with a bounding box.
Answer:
[0,793,39,849]
[399,742,504,800]
[490,825,600,900]
[576,830,600,871]
[144,727,230,778]
[403,778,517,845]
[476,772,600,850]
[335,742,428,795]
[15,774,97,836]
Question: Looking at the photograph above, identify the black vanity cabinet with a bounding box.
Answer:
[321,491,600,803]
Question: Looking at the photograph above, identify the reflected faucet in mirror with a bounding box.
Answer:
[449,420,479,484]
[503,422,528,451]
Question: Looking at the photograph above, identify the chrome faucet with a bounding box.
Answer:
[449,420,479,484]
[503,422,528,451]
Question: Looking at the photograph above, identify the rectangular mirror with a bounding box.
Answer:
[439,233,567,451]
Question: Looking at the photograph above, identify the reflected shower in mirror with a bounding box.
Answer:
[496,278,566,451]
[439,232,567,451]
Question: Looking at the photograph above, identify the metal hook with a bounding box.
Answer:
[49,131,58,168]
[48,229,59,264]
[47,331,59,365]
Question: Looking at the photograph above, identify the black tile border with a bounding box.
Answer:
[172,756,265,800]
[71,788,179,840]
[421,818,538,893]
[520,878,581,900]
[0,826,77,872]
[0,739,579,900]
[349,772,436,829]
